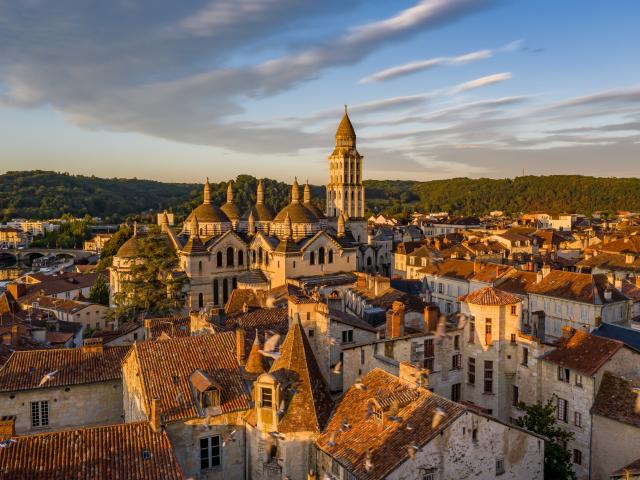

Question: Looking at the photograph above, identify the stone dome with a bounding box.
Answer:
[186,203,230,224]
[116,236,141,258]
[273,203,318,224]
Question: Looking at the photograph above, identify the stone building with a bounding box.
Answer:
[0,339,127,434]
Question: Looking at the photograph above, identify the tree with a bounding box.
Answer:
[111,228,185,322]
[515,398,576,480]
[96,225,133,271]
[88,274,110,306]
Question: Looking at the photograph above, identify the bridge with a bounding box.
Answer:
[0,248,95,266]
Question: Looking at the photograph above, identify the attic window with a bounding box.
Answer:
[261,388,273,408]
[142,450,152,460]
[201,389,220,408]
[189,369,222,413]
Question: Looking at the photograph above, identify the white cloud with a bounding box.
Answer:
[450,72,512,93]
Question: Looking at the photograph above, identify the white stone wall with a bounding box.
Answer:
[591,415,640,480]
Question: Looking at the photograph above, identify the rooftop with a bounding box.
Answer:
[459,286,521,306]
[592,371,640,428]
[542,330,623,376]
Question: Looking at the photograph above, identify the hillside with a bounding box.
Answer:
[2,171,640,222]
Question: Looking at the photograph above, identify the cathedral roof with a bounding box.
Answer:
[304,202,326,219]
[273,203,318,224]
[186,203,230,224]
[274,236,302,254]
[116,236,141,258]
[268,319,334,433]
[181,234,207,255]
[336,106,356,140]
[242,204,275,222]
[220,202,242,221]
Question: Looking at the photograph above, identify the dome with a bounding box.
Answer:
[221,202,242,221]
[273,203,318,224]
[186,203,230,224]
[304,202,326,219]
[116,236,141,258]
[242,204,275,222]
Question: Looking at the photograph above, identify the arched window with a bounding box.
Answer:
[319,247,325,265]
[328,249,334,264]
[198,261,202,274]
[258,247,263,264]
[223,279,229,304]
[226,247,234,267]
[265,254,269,266]
[213,280,219,305]
[216,251,223,267]
[238,250,244,266]
[232,277,237,290]
[252,249,256,263]
[293,261,296,268]
[198,293,203,309]
[367,256,372,267]
[310,251,315,265]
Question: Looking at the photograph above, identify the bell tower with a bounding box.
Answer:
[326,106,365,219]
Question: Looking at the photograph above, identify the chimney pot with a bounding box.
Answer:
[0,415,16,439]
[236,328,246,366]
[150,397,161,432]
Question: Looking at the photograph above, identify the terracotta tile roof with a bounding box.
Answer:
[621,279,640,301]
[93,320,143,344]
[18,295,97,315]
[352,286,427,313]
[528,271,626,304]
[611,457,640,477]
[542,330,623,376]
[0,345,129,392]
[459,287,521,306]
[22,272,108,298]
[224,307,289,335]
[592,372,640,428]
[496,270,539,295]
[576,251,640,273]
[329,308,377,332]
[0,421,184,479]
[224,289,263,315]
[316,369,465,480]
[599,236,640,254]
[145,316,190,340]
[268,320,334,433]
[130,332,251,423]
[418,259,510,283]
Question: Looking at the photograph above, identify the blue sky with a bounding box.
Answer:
[1,0,639,183]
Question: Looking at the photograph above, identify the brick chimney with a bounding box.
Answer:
[561,325,574,340]
[82,337,104,353]
[374,276,391,296]
[0,415,16,439]
[424,305,439,332]
[150,397,161,432]
[236,328,246,366]
[386,301,405,339]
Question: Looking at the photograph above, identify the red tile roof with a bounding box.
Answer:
[542,330,623,376]
[460,287,521,306]
[316,368,465,480]
[0,422,184,479]
[268,320,334,433]
[496,270,539,295]
[592,371,640,428]
[528,271,626,304]
[129,332,251,423]
[0,345,129,392]
[145,316,190,340]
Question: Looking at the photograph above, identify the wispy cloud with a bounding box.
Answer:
[450,72,512,93]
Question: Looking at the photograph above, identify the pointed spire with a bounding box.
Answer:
[247,210,255,234]
[291,177,300,204]
[226,180,234,204]
[335,105,356,148]
[245,330,267,375]
[285,212,293,238]
[337,212,345,237]
[256,178,264,205]
[161,210,169,225]
[190,215,200,238]
[203,177,211,204]
[133,221,138,238]
[303,179,311,204]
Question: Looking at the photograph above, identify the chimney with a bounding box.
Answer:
[6,283,26,300]
[626,254,635,264]
[473,261,479,273]
[374,277,391,296]
[386,301,405,339]
[541,264,551,277]
[236,328,246,366]
[82,337,104,353]
[0,416,16,439]
[614,277,623,290]
[144,318,153,339]
[561,326,574,340]
[424,305,439,332]
[10,324,19,347]
[150,397,161,432]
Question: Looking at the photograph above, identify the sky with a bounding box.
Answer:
[0,0,639,184]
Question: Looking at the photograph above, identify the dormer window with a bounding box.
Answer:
[261,388,273,408]
[201,389,220,408]
[190,369,223,415]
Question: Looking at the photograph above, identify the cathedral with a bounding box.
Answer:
[111,108,391,310]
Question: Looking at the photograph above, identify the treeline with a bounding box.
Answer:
[3,171,640,222]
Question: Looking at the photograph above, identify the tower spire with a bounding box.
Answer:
[226,180,234,204]
[256,179,264,205]
[203,178,211,205]
[291,177,300,204]
[303,179,311,204]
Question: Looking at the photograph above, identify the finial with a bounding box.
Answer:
[133,221,138,238]
[256,178,264,205]
[344,104,347,113]
[291,177,300,204]
[303,179,311,204]
[203,178,211,204]
[247,210,255,234]
[285,212,293,238]
[191,215,200,238]
[227,180,234,203]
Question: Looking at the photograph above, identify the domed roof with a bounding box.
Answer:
[304,202,326,219]
[116,236,141,258]
[242,204,275,222]
[221,202,242,220]
[336,106,356,140]
[186,203,230,224]
[273,203,318,224]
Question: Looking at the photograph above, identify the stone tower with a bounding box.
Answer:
[326,106,364,219]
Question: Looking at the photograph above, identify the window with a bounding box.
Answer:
[510,333,516,344]
[200,436,221,470]
[485,318,492,345]
[575,375,583,388]
[452,354,462,370]
[328,249,334,263]
[558,367,570,383]
[468,318,475,343]
[201,389,220,408]
[451,383,461,402]
[522,347,529,366]
[472,427,478,443]
[496,458,505,475]
[319,247,325,265]
[238,250,244,266]
[557,398,568,423]
[423,339,435,371]
[216,251,223,267]
[574,411,582,427]
[198,293,204,309]
[484,361,493,394]
[213,280,219,305]
[438,283,444,294]
[468,358,476,385]
[511,305,517,316]
[454,335,460,350]
[360,349,365,365]
[341,330,354,344]
[308,329,314,337]
[198,261,202,274]
[31,400,49,428]
[512,385,519,407]
[261,388,273,408]
[573,449,582,465]
[422,468,436,480]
